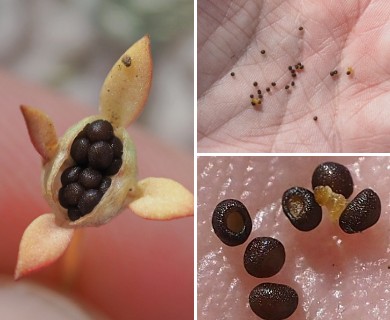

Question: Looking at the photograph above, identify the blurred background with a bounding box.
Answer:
[0,0,193,151]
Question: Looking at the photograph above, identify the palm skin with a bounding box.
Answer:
[198,0,390,152]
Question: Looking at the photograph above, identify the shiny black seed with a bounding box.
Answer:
[339,189,381,233]
[230,72,235,76]
[78,189,103,215]
[282,187,322,231]
[105,158,122,176]
[253,82,258,86]
[86,120,114,142]
[79,167,102,189]
[110,136,123,158]
[70,138,90,165]
[212,199,252,246]
[313,116,318,121]
[88,141,114,170]
[68,208,82,221]
[249,283,298,320]
[58,183,84,208]
[346,71,351,75]
[285,85,290,90]
[271,82,276,86]
[312,162,354,198]
[244,237,285,278]
[61,166,82,185]
[99,177,112,194]
[261,50,265,54]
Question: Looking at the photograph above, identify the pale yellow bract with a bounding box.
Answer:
[15,35,193,280]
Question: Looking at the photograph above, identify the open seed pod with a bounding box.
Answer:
[15,35,193,279]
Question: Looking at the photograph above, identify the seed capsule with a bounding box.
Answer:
[212,199,252,246]
[282,187,322,231]
[339,189,381,233]
[249,283,298,320]
[312,162,353,198]
[244,237,285,278]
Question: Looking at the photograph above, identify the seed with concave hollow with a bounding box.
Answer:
[339,188,381,233]
[282,187,322,231]
[88,141,114,170]
[86,119,114,142]
[79,167,102,189]
[244,237,285,278]
[70,137,90,165]
[212,199,252,246]
[312,162,354,198]
[58,183,84,208]
[61,166,82,185]
[78,189,103,215]
[249,283,298,320]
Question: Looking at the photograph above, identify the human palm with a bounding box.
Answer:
[198,0,390,152]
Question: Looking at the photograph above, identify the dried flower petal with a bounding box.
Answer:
[129,177,193,220]
[20,105,58,163]
[15,213,74,280]
[99,35,152,128]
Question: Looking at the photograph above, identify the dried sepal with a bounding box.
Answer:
[99,35,152,128]
[20,105,58,163]
[129,177,193,220]
[42,115,138,227]
[15,213,74,280]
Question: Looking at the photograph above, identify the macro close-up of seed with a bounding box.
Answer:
[244,237,286,278]
[212,199,252,246]
[282,187,322,231]
[249,283,299,320]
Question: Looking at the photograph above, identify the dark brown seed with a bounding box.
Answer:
[105,158,123,175]
[257,89,262,94]
[251,102,256,106]
[300,65,304,69]
[266,87,270,92]
[70,137,90,165]
[282,187,322,231]
[312,162,354,198]
[253,82,258,86]
[339,189,381,233]
[259,94,263,98]
[291,81,295,86]
[110,136,123,158]
[261,50,265,54]
[346,71,351,75]
[88,141,114,170]
[244,237,285,278]
[121,55,132,67]
[212,199,252,246]
[288,66,293,70]
[250,94,254,98]
[59,183,84,208]
[99,177,112,194]
[68,208,82,221]
[292,73,297,78]
[271,82,276,86]
[313,116,318,121]
[249,283,298,320]
[78,189,103,215]
[230,72,235,76]
[291,69,296,74]
[61,166,82,185]
[76,124,89,139]
[285,85,290,90]
[295,64,299,69]
[86,120,114,142]
[79,167,102,189]
[299,26,303,30]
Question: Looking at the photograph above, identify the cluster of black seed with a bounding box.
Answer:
[58,119,123,221]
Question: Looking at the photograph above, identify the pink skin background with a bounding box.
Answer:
[198,157,390,319]
[198,0,390,152]
[0,70,194,320]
